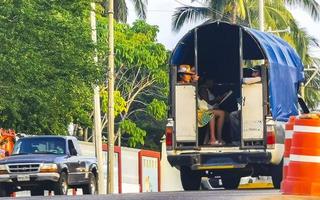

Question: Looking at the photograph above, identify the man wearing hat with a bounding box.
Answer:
[177,64,198,83]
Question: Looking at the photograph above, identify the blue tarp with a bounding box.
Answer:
[245,28,304,121]
[170,21,304,122]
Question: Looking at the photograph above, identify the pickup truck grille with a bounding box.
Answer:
[8,163,40,173]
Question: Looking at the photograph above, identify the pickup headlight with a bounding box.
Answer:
[0,164,8,174]
[40,163,58,173]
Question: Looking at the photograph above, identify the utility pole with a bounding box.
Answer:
[107,0,115,194]
[91,2,105,195]
[93,86,105,194]
[259,0,264,31]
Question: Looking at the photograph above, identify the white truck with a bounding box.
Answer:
[165,21,308,190]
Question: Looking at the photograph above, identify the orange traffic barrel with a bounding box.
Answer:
[282,115,320,196]
[280,116,295,191]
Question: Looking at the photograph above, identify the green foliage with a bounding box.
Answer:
[119,119,146,147]
[100,89,127,117]
[0,0,97,134]
[147,99,167,121]
[0,2,169,149]
[95,19,169,148]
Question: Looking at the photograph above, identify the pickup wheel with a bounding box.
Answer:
[31,189,44,196]
[221,174,241,190]
[271,159,283,189]
[82,173,97,195]
[180,166,201,191]
[54,171,69,195]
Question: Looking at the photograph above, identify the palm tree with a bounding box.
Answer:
[172,0,320,31]
[101,0,148,22]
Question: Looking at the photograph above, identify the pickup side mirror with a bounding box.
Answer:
[298,96,310,114]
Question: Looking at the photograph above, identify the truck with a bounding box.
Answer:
[165,21,308,190]
[0,135,98,196]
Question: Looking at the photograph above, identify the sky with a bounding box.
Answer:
[127,0,320,57]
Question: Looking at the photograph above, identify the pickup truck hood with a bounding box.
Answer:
[0,154,65,164]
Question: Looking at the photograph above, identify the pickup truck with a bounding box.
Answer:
[0,135,98,196]
[166,21,307,190]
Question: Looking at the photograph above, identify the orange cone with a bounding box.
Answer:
[282,117,320,196]
[280,116,295,191]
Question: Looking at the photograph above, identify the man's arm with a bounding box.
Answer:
[199,87,221,105]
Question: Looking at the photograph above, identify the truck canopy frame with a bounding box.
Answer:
[170,21,304,121]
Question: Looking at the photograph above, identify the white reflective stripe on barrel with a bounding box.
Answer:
[290,154,320,163]
[293,125,320,133]
[285,130,293,139]
[284,157,290,166]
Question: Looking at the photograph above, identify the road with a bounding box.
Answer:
[1,189,319,200]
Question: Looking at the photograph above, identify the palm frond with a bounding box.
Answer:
[286,0,320,21]
[172,6,211,32]
[209,0,229,19]
[131,0,148,19]
[238,0,247,20]
[114,0,127,22]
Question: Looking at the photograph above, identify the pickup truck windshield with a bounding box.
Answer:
[12,137,66,155]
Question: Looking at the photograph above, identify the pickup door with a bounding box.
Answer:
[66,139,87,185]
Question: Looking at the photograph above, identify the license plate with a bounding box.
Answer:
[17,174,30,182]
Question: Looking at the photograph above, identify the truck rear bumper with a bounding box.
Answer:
[0,172,60,183]
[168,152,272,170]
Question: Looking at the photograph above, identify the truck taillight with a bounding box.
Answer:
[267,131,275,149]
[166,127,173,148]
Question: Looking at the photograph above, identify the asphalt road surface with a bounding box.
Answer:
[1,189,319,200]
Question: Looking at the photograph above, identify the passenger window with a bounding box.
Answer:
[68,140,77,156]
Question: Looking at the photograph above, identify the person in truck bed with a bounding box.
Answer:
[177,64,198,83]
[177,65,225,145]
[198,78,226,145]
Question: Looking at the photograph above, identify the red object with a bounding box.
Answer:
[282,117,320,196]
[0,129,16,158]
[138,150,161,193]
[267,131,275,145]
[165,127,173,147]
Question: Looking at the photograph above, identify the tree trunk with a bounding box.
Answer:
[84,128,88,142]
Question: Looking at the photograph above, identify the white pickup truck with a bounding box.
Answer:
[165,21,308,190]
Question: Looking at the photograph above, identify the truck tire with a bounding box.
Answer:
[54,172,69,195]
[271,160,283,189]
[180,166,201,191]
[221,174,241,190]
[82,173,97,195]
[31,189,44,196]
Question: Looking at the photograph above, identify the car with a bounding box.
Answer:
[0,135,98,196]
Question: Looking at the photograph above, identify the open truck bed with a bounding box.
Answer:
[165,21,305,190]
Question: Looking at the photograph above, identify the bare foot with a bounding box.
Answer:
[209,140,219,145]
